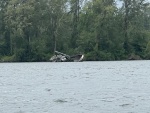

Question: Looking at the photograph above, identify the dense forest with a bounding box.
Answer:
[1,0,150,62]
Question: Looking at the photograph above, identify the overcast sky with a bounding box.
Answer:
[116,0,150,8]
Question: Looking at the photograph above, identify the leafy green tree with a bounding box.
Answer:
[120,0,150,58]
[78,0,120,60]
[0,0,10,56]
[1,0,150,61]
[4,0,37,61]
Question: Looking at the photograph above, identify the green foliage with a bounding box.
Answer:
[0,55,15,62]
[85,50,114,61]
[0,0,150,61]
[145,41,150,59]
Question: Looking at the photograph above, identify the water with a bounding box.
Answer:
[0,61,150,113]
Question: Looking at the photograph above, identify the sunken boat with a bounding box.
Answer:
[50,51,84,62]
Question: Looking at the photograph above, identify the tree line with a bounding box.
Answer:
[1,0,150,62]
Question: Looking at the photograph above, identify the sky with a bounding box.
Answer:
[116,0,150,8]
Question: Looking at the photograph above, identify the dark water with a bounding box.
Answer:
[0,61,150,113]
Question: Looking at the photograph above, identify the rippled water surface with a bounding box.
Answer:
[0,61,150,113]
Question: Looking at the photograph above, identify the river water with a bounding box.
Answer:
[0,61,150,113]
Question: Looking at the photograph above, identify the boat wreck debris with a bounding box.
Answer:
[50,51,84,62]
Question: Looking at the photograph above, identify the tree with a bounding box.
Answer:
[4,0,37,61]
[120,0,150,57]
[69,0,80,48]
[78,0,119,60]
[0,0,9,55]
[1,0,150,61]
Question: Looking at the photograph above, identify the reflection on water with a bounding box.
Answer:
[0,61,150,113]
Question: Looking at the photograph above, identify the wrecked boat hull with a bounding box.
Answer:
[50,51,84,62]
